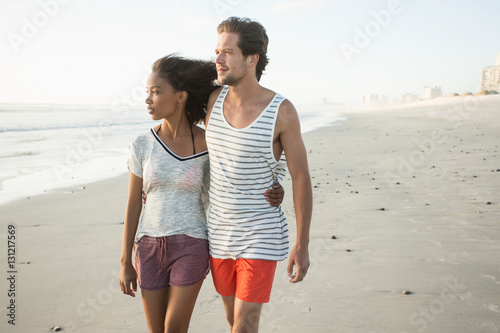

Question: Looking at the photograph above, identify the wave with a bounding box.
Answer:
[0,151,41,159]
[0,103,116,112]
[0,120,153,133]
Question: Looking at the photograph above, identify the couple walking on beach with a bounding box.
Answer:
[119,16,313,333]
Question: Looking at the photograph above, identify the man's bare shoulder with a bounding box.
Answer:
[278,98,296,112]
[275,98,300,135]
[277,98,299,121]
[256,86,277,101]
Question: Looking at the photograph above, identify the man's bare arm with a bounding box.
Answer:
[276,99,312,283]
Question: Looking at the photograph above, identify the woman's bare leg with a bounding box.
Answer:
[141,288,169,333]
[164,280,204,333]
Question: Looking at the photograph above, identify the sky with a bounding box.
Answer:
[1,0,499,106]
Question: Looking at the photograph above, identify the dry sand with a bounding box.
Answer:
[1,95,499,332]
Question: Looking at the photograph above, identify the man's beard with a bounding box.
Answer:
[218,64,247,86]
[218,73,242,86]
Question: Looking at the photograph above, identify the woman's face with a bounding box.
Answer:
[145,72,182,121]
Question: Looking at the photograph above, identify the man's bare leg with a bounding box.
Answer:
[222,295,263,333]
[221,295,236,330]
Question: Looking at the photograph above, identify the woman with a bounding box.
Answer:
[119,55,283,332]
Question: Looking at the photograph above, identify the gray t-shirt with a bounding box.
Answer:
[128,128,210,243]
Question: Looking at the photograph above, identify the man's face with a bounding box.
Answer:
[214,32,249,86]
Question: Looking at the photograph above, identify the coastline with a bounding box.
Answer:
[0,103,345,206]
[1,95,500,332]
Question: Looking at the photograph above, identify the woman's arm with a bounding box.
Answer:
[119,172,143,297]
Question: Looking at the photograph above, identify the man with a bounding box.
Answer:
[205,17,313,332]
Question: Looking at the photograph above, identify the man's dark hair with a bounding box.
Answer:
[217,17,269,81]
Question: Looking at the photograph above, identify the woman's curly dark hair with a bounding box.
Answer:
[152,54,219,124]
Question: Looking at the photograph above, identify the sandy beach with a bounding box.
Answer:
[1,95,499,332]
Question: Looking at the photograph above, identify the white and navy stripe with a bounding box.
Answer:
[206,86,288,261]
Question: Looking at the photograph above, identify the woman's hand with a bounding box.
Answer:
[264,182,285,207]
[119,262,138,297]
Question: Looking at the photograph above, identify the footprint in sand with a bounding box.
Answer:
[429,240,442,248]
[479,274,500,285]
[483,303,500,314]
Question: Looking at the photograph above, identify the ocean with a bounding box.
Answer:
[0,103,347,205]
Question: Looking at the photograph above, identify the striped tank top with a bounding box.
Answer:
[206,86,289,261]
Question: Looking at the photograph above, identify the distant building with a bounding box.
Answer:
[322,97,333,104]
[421,86,442,100]
[482,66,500,91]
[362,94,388,107]
[482,64,500,92]
[480,53,500,92]
[362,94,377,106]
[380,95,389,106]
[402,93,418,103]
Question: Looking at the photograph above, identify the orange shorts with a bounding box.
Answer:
[210,257,277,303]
